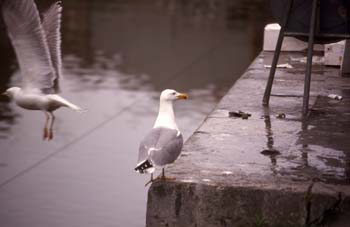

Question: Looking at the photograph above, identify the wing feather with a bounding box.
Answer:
[2,0,56,92]
[150,132,183,166]
[137,129,161,166]
[42,1,62,93]
[137,127,183,168]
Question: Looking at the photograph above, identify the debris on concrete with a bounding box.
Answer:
[290,56,324,64]
[260,149,281,156]
[276,113,286,119]
[222,171,233,175]
[264,63,293,69]
[228,110,251,119]
[328,94,343,100]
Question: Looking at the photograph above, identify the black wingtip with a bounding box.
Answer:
[134,159,153,173]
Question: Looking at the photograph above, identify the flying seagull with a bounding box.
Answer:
[135,89,188,185]
[1,0,82,140]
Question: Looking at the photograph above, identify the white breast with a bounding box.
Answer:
[14,92,47,110]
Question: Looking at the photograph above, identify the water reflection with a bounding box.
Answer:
[0,28,18,139]
[0,0,271,226]
[300,121,311,169]
[254,98,349,184]
[261,108,279,174]
[294,100,349,184]
[63,52,152,92]
[275,98,349,184]
[0,104,19,139]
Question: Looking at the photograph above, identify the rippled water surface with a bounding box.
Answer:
[0,0,271,226]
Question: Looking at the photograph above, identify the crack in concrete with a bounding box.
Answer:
[304,182,314,227]
[305,183,343,227]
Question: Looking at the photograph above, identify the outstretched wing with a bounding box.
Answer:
[2,0,56,93]
[42,1,62,93]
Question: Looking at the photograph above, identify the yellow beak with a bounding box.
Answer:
[176,93,188,100]
[1,92,8,96]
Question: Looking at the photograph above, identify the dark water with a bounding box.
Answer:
[0,0,271,226]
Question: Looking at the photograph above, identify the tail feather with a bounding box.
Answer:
[48,94,84,112]
[135,159,154,174]
[65,102,82,111]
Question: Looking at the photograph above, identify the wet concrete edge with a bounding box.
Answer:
[146,51,350,227]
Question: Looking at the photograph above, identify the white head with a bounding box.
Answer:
[154,89,188,129]
[160,89,188,102]
[2,87,21,99]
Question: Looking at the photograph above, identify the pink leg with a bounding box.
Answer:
[43,112,50,140]
[48,112,55,140]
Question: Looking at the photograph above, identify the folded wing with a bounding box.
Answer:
[136,127,183,172]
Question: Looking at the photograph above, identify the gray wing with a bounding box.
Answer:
[138,127,183,167]
[42,1,62,93]
[137,129,159,166]
[2,0,56,93]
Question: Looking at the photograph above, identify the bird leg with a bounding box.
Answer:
[144,173,154,187]
[48,112,55,140]
[43,112,50,140]
[160,168,176,180]
[144,169,176,187]
[151,168,176,182]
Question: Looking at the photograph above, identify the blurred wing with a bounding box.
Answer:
[2,0,56,93]
[42,1,62,93]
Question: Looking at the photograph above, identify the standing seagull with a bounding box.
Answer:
[1,0,82,140]
[135,89,188,185]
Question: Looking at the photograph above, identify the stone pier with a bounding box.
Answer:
[146,51,350,227]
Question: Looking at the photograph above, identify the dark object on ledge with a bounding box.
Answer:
[228,111,252,119]
[261,149,281,156]
[263,0,350,116]
[276,113,286,119]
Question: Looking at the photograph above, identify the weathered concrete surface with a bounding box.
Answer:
[146,51,350,227]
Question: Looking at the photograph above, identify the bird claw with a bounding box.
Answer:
[43,128,49,140]
[42,128,53,141]
[48,130,53,140]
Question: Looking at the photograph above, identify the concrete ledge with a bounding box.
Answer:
[147,181,350,227]
[146,52,350,227]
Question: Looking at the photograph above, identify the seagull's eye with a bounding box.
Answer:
[172,92,176,95]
